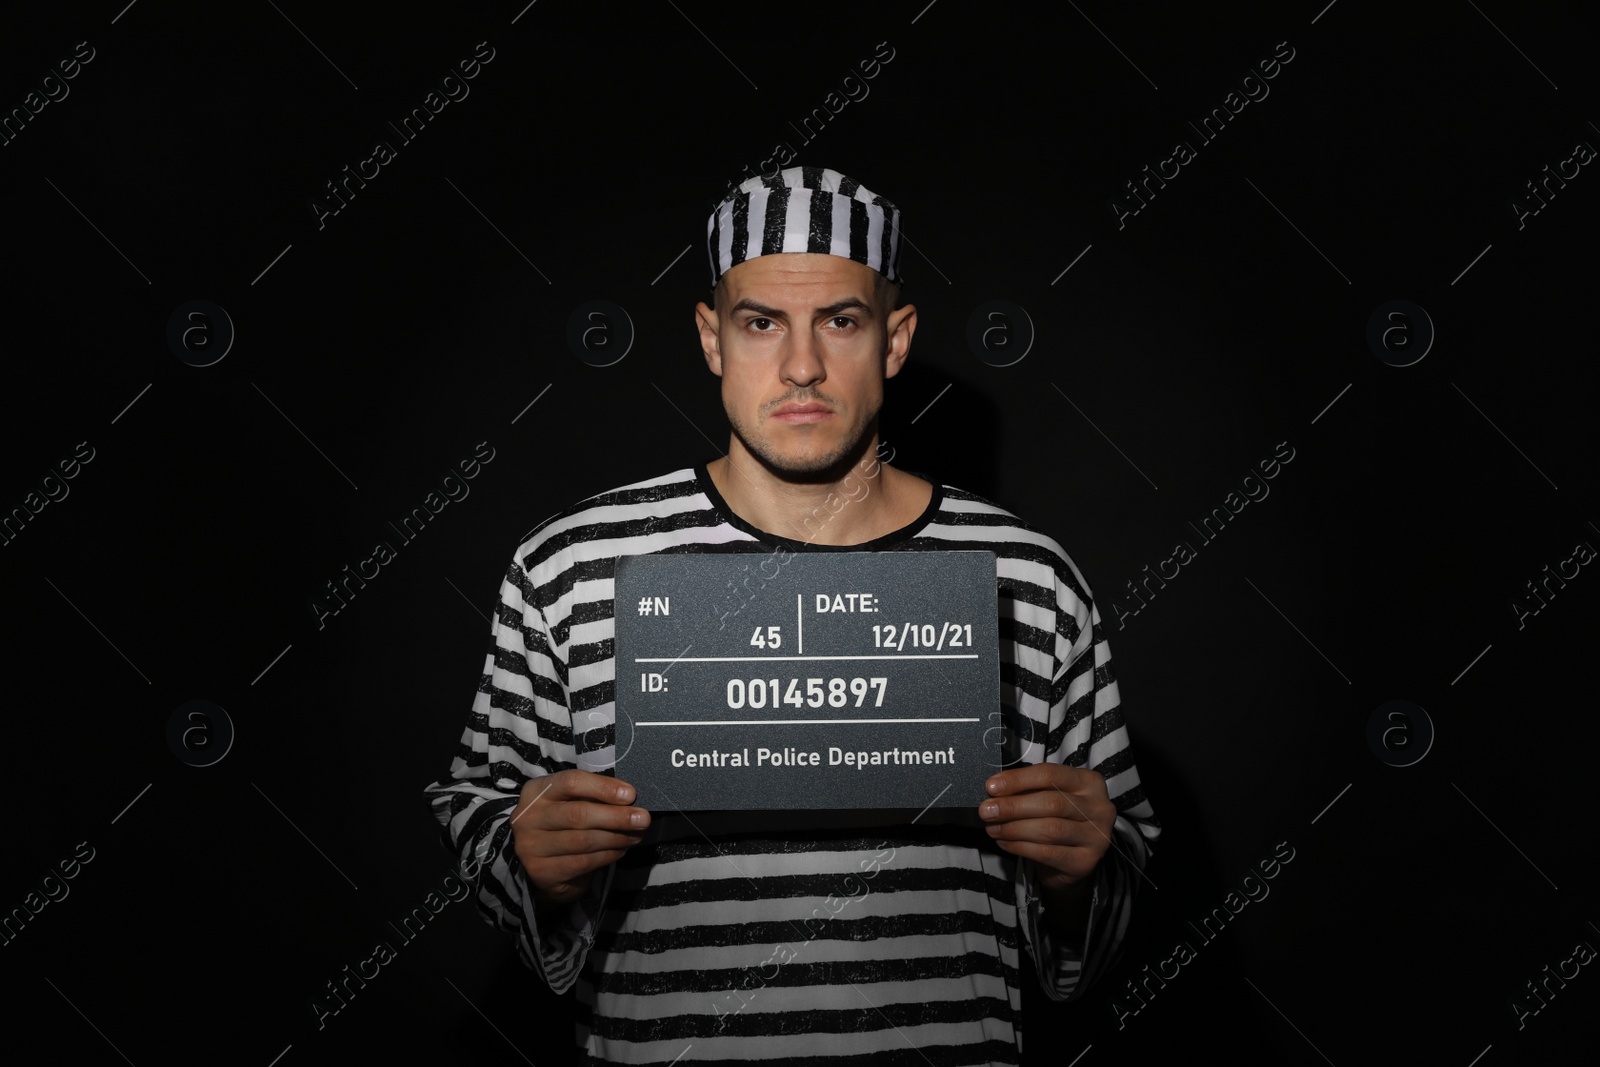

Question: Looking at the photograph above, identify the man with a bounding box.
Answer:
[424,166,1160,1064]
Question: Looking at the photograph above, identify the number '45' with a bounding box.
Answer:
[750,626,782,649]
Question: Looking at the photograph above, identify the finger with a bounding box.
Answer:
[980,790,1100,824]
[532,769,642,806]
[985,790,1113,831]
[514,774,649,836]
[984,815,1102,848]
[985,763,1101,798]
[542,798,650,833]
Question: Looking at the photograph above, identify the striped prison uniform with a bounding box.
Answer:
[423,463,1160,1064]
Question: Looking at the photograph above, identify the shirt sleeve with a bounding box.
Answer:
[420,549,613,994]
[1014,560,1161,1001]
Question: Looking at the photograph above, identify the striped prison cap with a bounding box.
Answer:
[706,166,903,288]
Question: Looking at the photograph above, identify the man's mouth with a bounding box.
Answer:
[772,403,832,423]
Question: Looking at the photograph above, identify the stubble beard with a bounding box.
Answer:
[726,400,880,485]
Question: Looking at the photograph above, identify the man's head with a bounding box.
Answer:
[697,167,914,481]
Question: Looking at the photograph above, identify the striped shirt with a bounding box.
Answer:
[423,463,1160,1065]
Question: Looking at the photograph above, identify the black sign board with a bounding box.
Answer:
[612,550,1001,812]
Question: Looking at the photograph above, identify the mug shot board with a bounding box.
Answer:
[612,549,1002,812]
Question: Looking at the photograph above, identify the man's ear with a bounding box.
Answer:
[695,301,723,376]
[883,304,916,379]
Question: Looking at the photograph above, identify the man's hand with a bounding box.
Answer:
[979,763,1116,897]
[509,769,650,907]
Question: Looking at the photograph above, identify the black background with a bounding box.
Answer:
[2,2,1596,1064]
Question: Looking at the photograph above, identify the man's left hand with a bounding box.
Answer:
[978,763,1117,895]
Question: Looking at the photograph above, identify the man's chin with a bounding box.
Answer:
[751,442,860,482]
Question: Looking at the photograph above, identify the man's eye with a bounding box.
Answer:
[750,318,774,331]
[830,317,855,329]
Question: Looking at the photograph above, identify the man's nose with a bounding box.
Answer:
[779,331,824,386]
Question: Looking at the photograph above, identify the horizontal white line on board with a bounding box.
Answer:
[636,718,981,726]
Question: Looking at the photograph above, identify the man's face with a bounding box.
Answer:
[696,253,913,478]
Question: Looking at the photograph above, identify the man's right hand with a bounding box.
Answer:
[509,769,650,906]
